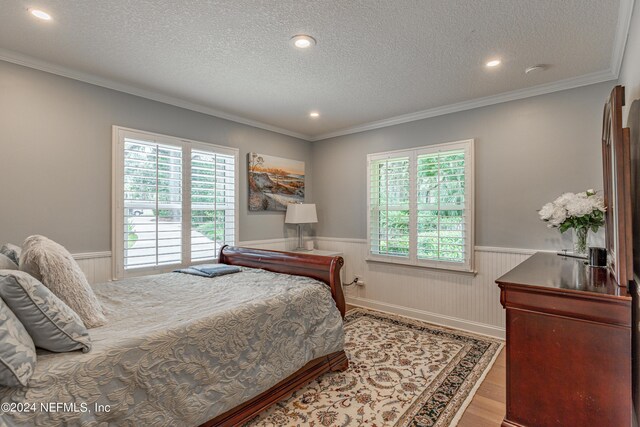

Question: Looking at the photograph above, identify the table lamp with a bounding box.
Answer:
[285,203,317,251]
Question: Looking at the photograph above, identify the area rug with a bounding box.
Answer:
[248,308,503,427]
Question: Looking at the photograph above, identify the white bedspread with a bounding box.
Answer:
[0,267,344,426]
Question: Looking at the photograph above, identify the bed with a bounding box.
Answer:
[0,246,348,427]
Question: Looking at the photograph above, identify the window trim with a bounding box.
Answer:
[111,126,239,279]
[366,139,475,273]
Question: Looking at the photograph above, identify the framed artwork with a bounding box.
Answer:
[248,153,305,211]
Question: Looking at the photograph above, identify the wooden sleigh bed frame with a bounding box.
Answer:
[200,245,349,427]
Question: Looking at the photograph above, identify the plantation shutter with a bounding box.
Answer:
[367,140,474,272]
[123,137,183,269]
[115,127,239,278]
[191,149,236,261]
[416,149,467,264]
[369,155,411,257]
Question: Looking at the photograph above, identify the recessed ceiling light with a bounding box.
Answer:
[291,35,316,49]
[309,112,320,118]
[486,59,501,67]
[30,9,52,20]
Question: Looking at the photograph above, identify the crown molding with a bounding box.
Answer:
[1,0,633,144]
[310,0,633,141]
[0,49,312,141]
[611,0,636,77]
[309,69,617,141]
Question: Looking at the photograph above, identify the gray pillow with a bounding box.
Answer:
[0,253,18,270]
[0,271,92,353]
[1,243,21,266]
[0,297,36,387]
[20,235,107,328]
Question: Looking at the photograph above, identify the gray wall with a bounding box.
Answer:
[312,81,614,250]
[0,60,311,253]
[620,0,640,129]
[0,59,620,253]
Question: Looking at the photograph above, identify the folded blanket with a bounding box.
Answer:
[173,264,241,278]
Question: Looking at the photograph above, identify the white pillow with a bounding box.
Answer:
[0,253,18,270]
[19,235,107,328]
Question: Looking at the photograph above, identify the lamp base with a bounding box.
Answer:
[297,224,304,251]
[293,224,314,251]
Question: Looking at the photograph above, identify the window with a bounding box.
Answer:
[367,139,474,271]
[112,127,238,278]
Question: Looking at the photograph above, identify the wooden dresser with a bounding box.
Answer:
[496,252,632,427]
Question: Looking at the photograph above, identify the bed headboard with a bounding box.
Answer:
[218,245,346,317]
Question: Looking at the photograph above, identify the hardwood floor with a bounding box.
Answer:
[458,347,506,427]
[345,305,506,426]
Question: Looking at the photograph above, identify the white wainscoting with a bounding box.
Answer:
[73,238,533,339]
[237,238,299,251]
[315,238,534,339]
[71,239,299,285]
[73,251,112,284]
[237,237,532,338]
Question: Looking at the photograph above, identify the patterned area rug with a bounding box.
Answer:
[248,308,503,427]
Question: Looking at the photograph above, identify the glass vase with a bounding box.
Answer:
[573,227,588,256]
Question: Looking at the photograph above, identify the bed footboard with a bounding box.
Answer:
[218,245,346,317]
[206,246,349,426]
[203,350,348,427]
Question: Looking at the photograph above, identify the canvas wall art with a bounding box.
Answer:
[248,153,305,211]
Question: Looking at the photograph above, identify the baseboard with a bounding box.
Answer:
[346,296,506,339]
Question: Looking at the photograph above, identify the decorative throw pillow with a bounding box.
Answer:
[19,235,107,328]
[0,271,92,353]
[1,243,21,266]
[0,297,36,387]
[0,253,18,270]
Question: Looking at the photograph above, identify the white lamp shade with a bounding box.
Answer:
[285,203,318,224]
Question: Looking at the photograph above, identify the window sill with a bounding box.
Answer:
[365,256,477,276]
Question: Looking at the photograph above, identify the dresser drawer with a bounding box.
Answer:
[505,308,631,427]
[501,286,631,327]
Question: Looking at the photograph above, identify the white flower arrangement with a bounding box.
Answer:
[539,189,605,233]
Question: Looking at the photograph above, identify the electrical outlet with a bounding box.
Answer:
[355,276,365,286]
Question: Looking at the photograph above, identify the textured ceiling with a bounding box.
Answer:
[0,0,627,140]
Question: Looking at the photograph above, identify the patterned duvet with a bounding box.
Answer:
[0,267,345,426]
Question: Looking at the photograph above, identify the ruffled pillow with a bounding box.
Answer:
[20,235,106,328]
